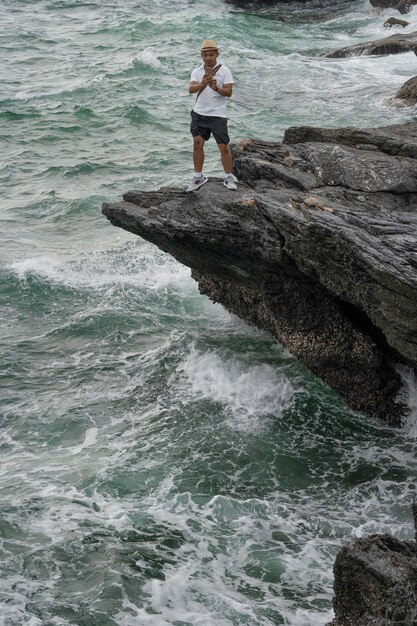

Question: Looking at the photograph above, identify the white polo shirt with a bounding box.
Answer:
[190,62,234,118]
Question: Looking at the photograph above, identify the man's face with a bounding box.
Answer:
[201,49,219,67]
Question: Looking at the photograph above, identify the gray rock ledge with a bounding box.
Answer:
[102,122,417,425]
[324,31,417,58]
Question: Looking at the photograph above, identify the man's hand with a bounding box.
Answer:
[202,73,213,86]
[209,78,217,91]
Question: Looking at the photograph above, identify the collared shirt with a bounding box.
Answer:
[190,62,234,118]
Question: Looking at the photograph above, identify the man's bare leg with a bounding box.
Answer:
[218,143,233,174]
[193,136,205,172]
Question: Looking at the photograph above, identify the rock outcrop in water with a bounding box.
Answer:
[329,505,417,625]
[324,31,417,57]
[396,75,417,103]
[384,16,410,27]
[102,122,417,426]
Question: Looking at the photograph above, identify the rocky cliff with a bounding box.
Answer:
[102,122,417,426]
[329,504,417,626]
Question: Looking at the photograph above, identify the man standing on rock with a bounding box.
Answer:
[186,39,238,192]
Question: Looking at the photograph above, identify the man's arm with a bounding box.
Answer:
[212,81,232,97]
[189,81,201,94]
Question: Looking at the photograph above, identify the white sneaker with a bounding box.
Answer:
[186,175,208,192]
[223,174,237,190]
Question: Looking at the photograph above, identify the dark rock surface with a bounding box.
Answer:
[396,0,417,13]
[396,75,417,103]
[384,16,410,27]
[102,122,417,425]
[324,31,417,57]
[371,0,417,11]
[371,0,399,7]
[329,527,417,625]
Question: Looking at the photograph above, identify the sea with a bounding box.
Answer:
[1,0,417,624]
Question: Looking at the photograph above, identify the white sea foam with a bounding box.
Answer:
[8,249,191,291]
[177,346,295,432]
[14,74,105,101]
[398,365,417,437]
[130,487,336,626]
[129,48,162,69]
[68,426,98,455]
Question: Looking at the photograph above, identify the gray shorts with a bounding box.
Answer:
[190,110,230,145]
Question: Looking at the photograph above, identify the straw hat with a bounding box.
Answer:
[200,39,219,52]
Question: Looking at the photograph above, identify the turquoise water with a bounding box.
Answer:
[1,1,417,624]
